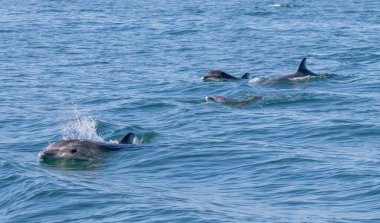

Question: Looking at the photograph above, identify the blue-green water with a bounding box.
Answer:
[1,1,380,222]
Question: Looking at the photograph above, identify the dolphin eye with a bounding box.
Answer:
[71,149,77,153]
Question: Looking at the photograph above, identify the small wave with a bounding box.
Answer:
[39,158,102,169]
[245,11,273,17]
[165,29,200,36]
[136,102,176,109]
[259,157,321,166]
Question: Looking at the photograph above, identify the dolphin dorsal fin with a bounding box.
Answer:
[297,58,308,72]
[119,133,136,144]
[241,73,250,79]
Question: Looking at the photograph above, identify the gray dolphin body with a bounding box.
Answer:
[206,95,262,106]
[202,70,250,82]
[276,58,320,81]
[38,133,138,161]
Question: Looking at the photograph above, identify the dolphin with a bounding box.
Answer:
[205,95,262,106]
[202,70,250,82]
[276,58,320,81]
[38,133,139,161]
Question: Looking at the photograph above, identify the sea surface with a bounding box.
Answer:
[1,0,380,222]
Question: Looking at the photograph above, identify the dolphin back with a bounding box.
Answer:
[119,133,136,144]
[297,58,307,72]
[297,58,317,76]
[241,73,250,79]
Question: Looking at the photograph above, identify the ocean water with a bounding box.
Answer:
[1,0,380,222]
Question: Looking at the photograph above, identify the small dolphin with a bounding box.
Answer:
[38,133,139,161]
[205,95,262,106]
[276,58,322,81]
[202,70,250,82]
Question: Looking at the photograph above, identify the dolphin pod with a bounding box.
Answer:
[202,58,331,106]
[38,57,331,165]
[202,58,329,82]
[38,133,139,161]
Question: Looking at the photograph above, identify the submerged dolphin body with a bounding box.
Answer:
[38,133,139,161]
[202,70,250,82]
[205,95,262,106]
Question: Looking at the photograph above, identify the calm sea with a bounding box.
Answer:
[1,0,380,222]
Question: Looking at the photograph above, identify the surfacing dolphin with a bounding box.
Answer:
[250,58,332,84]
[38,133,139,162]
[202,70,250,82]
[205,95,262,107]
[276,58,328,81]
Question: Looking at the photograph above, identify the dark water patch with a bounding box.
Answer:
[245,11,273,17]
[164,29,201,36]
[135,101,178,110]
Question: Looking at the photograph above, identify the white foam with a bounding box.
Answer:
[269,4,282,7]
[133,136,142,145]
[108,140,119,144]
[268,3,293,8]
[288,75,318,81]
[249,77,266,83]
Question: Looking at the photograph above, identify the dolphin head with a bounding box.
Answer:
[205,96,215,102]
[202,70,232,82]
[38,140,104,161]
[205,96,226,103]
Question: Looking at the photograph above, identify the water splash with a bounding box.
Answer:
[108,136,141,144]
[61,109,104,142]
[133,137,142,145]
